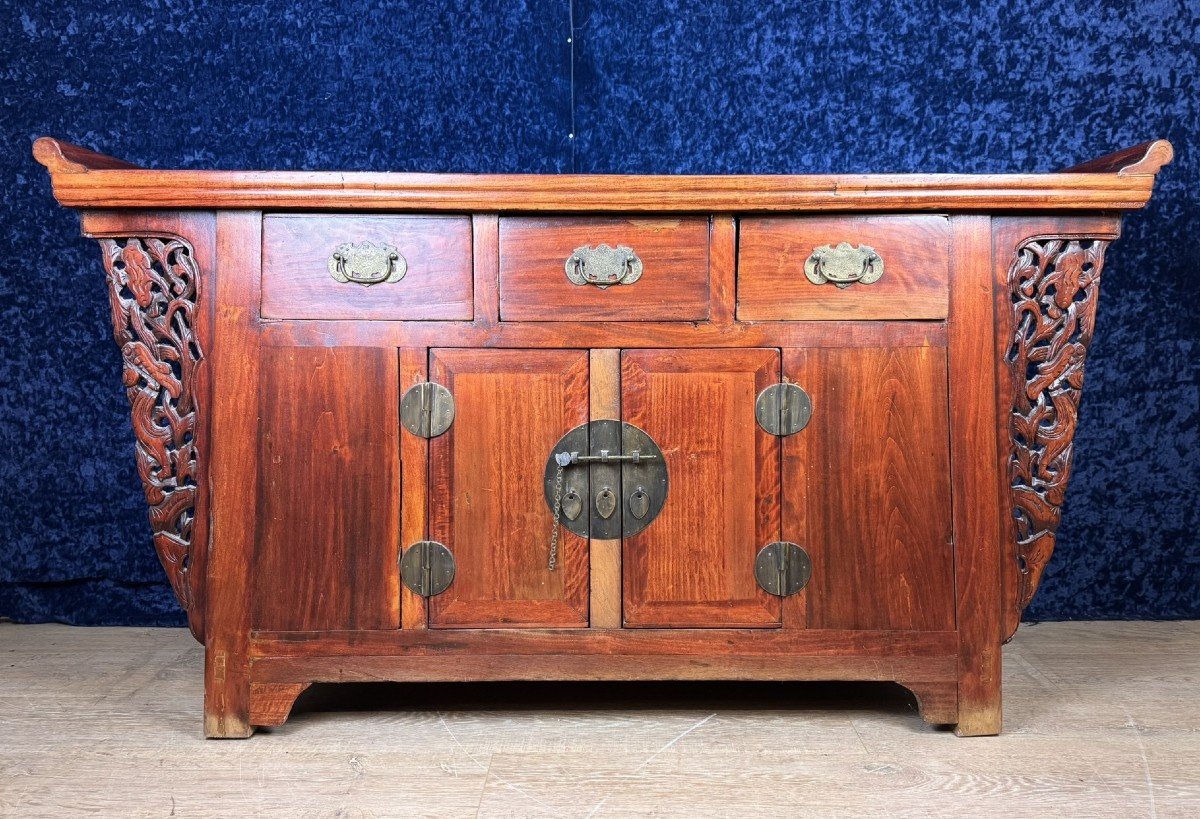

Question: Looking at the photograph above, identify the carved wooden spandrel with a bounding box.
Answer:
[1004,237,1108,638]
[100,236,206,640]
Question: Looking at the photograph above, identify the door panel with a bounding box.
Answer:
[428,349,590,628]
[784,346,954,631]
[621,349,781,627]
[255,346,400,631]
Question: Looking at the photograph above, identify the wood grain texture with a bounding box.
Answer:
[254,346,400,632]
[250,627,957,661]
[738,215,950,320]
[708,215,737,325]
[33,136,140,172]
[250,626,958,686]
[251,654,955,686]
[472,213,500,325]
[247,683,310,728]
[260,214,472,320]
[428,349,590,628]
[262,317,947,350]
[203,211,262,738]
[621,349,781,628]
[785,346,955,631]
[948,215,1004,736]
[899,679,960,725]
[35,136,1172,211]
[398,348,429,630]
[499,217,711,321]
[1062,138,1174,175]
[589,349,623,629]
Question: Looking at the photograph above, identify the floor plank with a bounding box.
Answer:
[0,622,1197,817]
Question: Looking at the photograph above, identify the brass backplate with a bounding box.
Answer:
[755,383,812,436]
[564,244,643,288]
[400,540,455,597]
[543,420,668,539]
[754,541,812,597]
[804,242,883,288]
[400,382,455,438]
[328,241,407,286]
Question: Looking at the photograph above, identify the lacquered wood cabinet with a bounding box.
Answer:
[35,136,1171,737]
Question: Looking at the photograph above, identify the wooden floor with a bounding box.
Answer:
[0,622,1197,817]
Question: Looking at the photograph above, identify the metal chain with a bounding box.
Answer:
[548,463,564,571]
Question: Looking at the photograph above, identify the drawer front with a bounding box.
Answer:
[261,214,473,320]
[737,215,950,320]
[499,217,710,321]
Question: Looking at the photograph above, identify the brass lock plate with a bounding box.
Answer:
[543,420,668,539]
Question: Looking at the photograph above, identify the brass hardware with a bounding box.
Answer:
[558,450,659,465]
[755,383,813,436]
[565,244,643,288]
[596,486,618,519]
[328,241,407,286]
[754,542,812,597]
[586,417,622,541]
[400,540,455,597]
[544,420,668,542]
[400,382,455,438]
[804,242,883,288]
[561,488,583,522]
[629,486,650,520]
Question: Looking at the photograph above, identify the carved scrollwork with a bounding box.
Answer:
[100,236,205,640]
[1005,237,1107,629]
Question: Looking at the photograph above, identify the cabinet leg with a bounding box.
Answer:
[954,645,1003,736]
[204,645,254,739]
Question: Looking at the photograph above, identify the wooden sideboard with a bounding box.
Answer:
[35,137,1171,737]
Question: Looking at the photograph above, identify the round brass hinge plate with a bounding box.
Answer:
[400,382,455,439]
[754,541,812,597]
[755,383,812,436]
[400,540,455,597]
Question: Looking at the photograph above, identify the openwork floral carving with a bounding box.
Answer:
[1006,238,1107,625]
[100,237,205,639]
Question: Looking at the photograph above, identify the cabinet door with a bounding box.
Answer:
[783,346,954,631]
[621,349,781,627]
[427,349,590,628]
[255,346,400,631]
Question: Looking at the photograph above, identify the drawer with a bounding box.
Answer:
[499,217,710,321]
[261,214,473,320]
[737,215,950,320]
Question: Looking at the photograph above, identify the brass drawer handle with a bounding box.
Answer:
[804,242,883,288]
[328,241,407,286]
[565,244,643,288]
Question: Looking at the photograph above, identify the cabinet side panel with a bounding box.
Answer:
[622,349,781,628]
[255,346,400,631]
[788,345,955,630]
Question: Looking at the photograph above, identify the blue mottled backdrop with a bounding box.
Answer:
[0,1,1196,625]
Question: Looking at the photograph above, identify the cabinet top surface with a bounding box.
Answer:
[34,137,1172,213]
